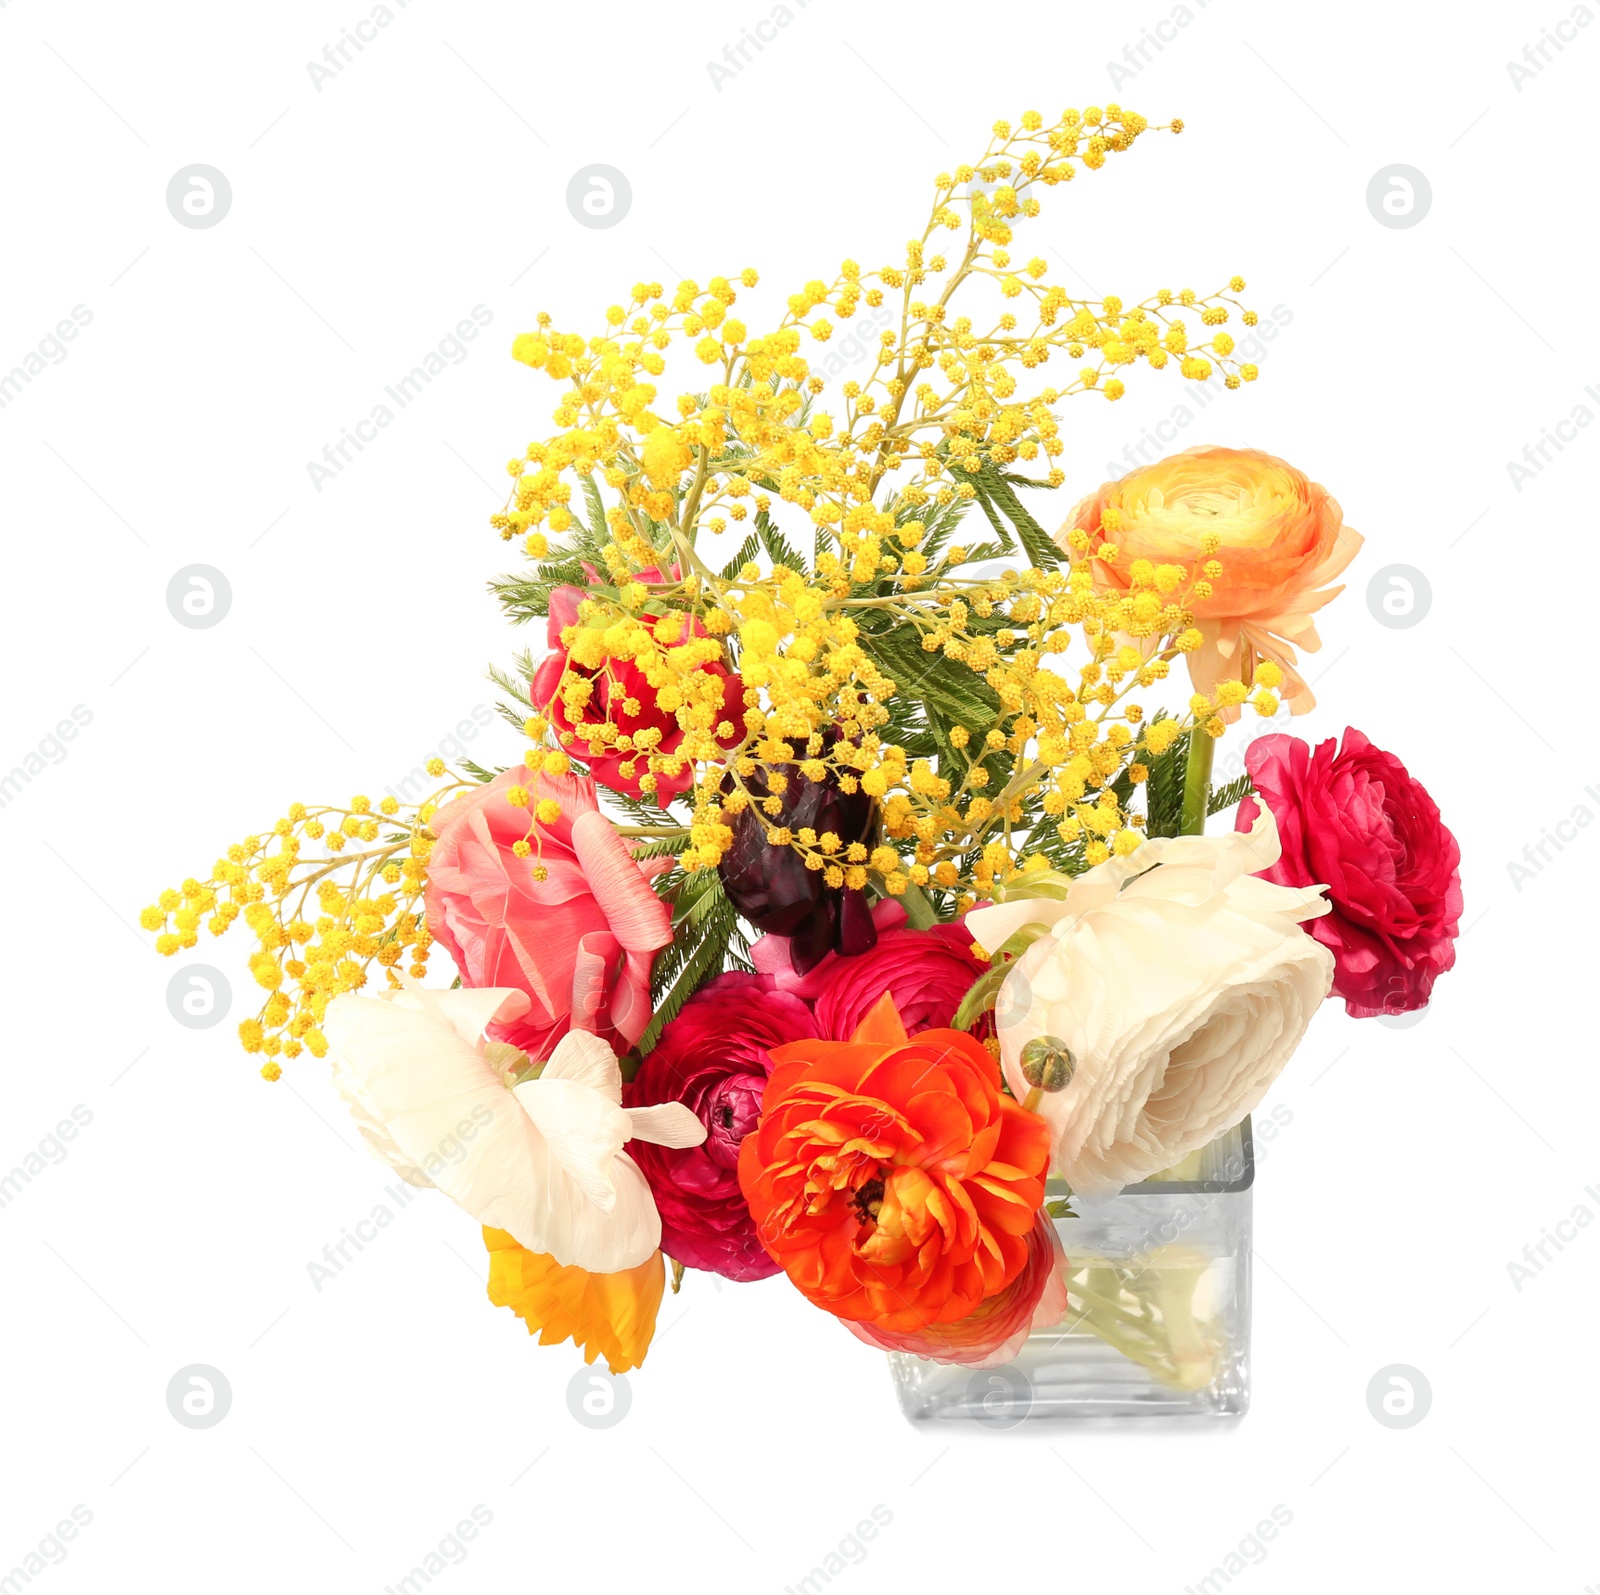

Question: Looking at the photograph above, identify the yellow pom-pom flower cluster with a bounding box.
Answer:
[142,782,469,1075]
[147,103,1275,1070]
[499,106,1260,901]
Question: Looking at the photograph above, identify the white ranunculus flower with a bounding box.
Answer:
[324,981,704,1272]
[967,810,1334,1196]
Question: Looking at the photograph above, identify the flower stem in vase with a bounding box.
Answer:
[1062,1245,1224,1391]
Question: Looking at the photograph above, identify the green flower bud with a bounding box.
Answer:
[1019,1034,1075,1092]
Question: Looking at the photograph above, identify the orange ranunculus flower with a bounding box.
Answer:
[841,1211,1068,1368]
[736,993,1052,1336]
[483,1227,665,1373]
[1062,445,1363,718]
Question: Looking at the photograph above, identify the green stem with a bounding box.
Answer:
[1180,726,1214,837]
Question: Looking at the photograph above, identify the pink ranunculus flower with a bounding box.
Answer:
[751,900,990,1038]
[1237,729,1463,1018]
[424,767,672,1060]
[626,973,818,1281]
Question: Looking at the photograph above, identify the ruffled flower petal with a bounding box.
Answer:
[484,1227,665,1373]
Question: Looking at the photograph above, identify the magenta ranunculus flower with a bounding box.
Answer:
[1237,729,1462,1019]
[626,972,817,1281]
[751,900,989,1039]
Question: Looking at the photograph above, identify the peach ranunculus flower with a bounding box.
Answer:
[424,768,673,1060]
[1059,445,1362,717]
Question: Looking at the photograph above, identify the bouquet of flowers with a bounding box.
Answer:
[143,106,1462,1385]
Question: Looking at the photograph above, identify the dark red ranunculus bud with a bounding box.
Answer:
[717,742,877,975]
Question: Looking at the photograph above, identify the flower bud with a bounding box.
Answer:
[1019,1035,1075,1092]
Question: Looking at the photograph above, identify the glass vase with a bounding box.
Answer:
[888,1119,1254,1423]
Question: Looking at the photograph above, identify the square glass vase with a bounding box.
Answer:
[888,1119,1254,1423]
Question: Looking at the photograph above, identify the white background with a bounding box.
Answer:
[1,0,1594,1590]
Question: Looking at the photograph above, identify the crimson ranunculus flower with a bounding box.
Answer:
[751,900,989,1039]
[1237,729,1462,1018]
[716,742,876,975]
[626,973,817,1281]
[529,575,743,805]
[738,995,1052,1344]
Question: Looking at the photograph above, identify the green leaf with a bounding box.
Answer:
[1208,772,1255,816]
[719,531,761,580]
[1142,718,1190,840]
[487,649,539,737]
[637,868,749,1053]
[754,509,809,575]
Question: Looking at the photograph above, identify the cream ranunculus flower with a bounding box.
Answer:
[324,981,705,1272]
[967,811,1334,1196]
